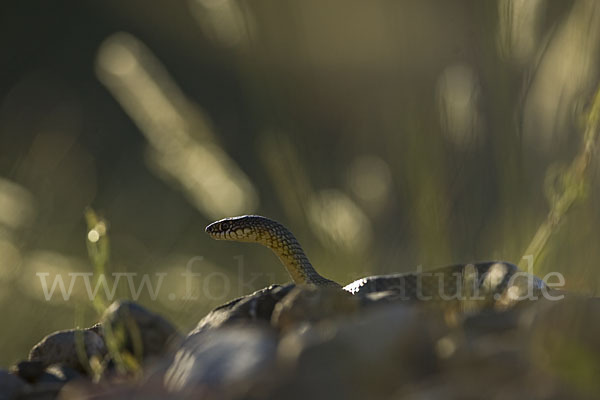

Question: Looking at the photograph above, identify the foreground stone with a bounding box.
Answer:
[165,326,278,397]
[7,288,600,400]
[0,369,27,400]
[10,300,182,399]
[28,329,106,372]
[101,300,183,360]
[272,303,442,399]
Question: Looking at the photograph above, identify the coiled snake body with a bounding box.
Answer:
[206,215,544,301]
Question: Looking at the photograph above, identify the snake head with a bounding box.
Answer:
[205,215,265,242]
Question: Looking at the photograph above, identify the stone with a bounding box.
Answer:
[57,378,169,400]
[165,325,278,397]
[0,370,27,400]
[525,295,600,396]
[28,329,106,373]
[43,364,83,383]
[271,303,443,400]
[101,300,182,360]
[10,361,45,383]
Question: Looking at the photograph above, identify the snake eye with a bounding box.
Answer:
[221,221,230,230]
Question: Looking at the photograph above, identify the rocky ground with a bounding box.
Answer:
[2,284,599,400]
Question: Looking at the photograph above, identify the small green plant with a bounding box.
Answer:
[83,208,142,379]
[520,86,600,275]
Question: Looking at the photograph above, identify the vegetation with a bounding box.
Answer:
[0,1,599,370]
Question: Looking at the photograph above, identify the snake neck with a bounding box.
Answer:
[258,223,340,288]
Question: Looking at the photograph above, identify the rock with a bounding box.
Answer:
[394,298,584,400]
[400,364,573,400]
[526,295,600,397]
[271,303,443,400]
[58,378,169,400]
[10,361,84,399]
[190,284,295,334]
[15,280,596,400]
[28,329,106,373]
[28,379,66,400]
[164,325,278,397]
[43,365,83,384]
[0,370,27,400]
[10,361,45,384]
[271,286,359,331]
[100,300,182,360]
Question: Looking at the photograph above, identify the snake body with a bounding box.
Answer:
[206,215,543,299]
[206,215,340,288]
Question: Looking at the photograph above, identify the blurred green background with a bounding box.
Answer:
[1,0,599,367]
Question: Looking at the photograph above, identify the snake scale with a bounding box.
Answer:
[206,215,544,301]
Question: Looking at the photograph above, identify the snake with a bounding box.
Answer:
[205,215,544,300]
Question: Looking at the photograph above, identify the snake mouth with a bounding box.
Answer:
[205,222,225,239]
[205,219,240,241]
[205,222,215,234]
[206,216,252,241]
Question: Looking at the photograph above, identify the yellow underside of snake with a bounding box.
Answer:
[205,215,543,298]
